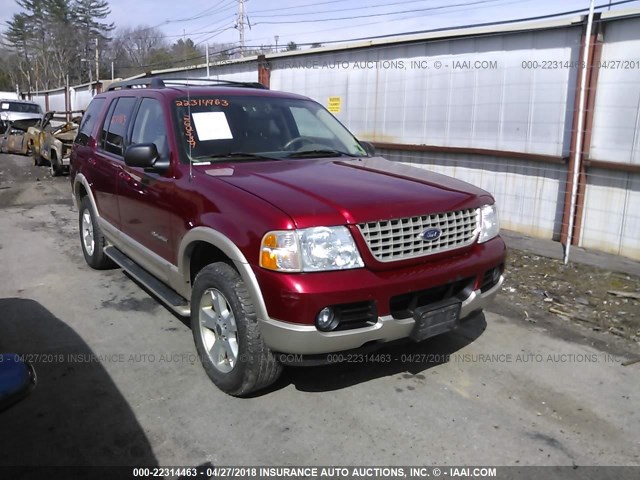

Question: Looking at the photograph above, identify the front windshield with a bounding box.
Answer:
[172,95,367,161]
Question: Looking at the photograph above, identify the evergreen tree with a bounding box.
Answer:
[4,0,113,89]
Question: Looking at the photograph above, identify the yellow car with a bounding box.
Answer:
[27,111,82,176]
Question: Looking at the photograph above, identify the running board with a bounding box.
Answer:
[104,246,190,317]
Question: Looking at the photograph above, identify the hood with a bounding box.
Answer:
[200,156,493,228]
[7,118,41,132]
[0,112,43,124]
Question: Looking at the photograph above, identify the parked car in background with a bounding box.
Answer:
[25,112,53,164]
[27,111,82,176]
[0,118,41,155]
[0,99,43,134]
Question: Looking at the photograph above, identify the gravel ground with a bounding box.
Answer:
[487,247,640,368]
[500,249,640,346]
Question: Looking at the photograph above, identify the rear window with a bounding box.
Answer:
[0,101,42,114]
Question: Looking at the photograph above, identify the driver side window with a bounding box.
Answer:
[131,98,168,159]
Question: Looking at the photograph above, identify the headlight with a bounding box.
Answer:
[478,204,500,243]
[260,226,364,272]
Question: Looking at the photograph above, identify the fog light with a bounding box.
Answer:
[316,307,338,332]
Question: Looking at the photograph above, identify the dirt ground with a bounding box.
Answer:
[496,248,640,352]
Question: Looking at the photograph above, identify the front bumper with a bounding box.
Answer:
[260,275,503,355]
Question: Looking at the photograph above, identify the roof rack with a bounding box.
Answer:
[106,77,268,91]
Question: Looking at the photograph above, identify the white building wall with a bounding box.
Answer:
[590,17,640,165]
[580,17,640,258]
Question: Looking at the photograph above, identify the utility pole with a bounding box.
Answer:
[95,37,99,84]
[564,0,596,265]
[237,0,246,56]
[206,43,210,77]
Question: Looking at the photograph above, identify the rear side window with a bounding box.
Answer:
[99,97,137,157]
[75,98,105,146]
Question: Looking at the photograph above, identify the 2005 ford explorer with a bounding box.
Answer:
[70,78,506,396]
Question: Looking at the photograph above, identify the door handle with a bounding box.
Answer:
[118,169,143,191]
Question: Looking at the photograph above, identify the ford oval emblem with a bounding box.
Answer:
[419,228,442,242]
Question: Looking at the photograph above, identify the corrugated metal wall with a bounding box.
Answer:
[590,18,640,165]
[31,84,95,112]
[271,27,581,158]
[154,61,258,83]
[581,16,640,258]
[378,148,567,239]
[270,27,582,241]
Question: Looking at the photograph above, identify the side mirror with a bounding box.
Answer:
[360,141,376,157]
[124,143,169,172]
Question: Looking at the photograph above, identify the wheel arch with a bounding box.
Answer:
[178,227,269,322]
[73,173,98,214]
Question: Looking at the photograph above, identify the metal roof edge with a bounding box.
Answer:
[263,15,586,60]
[600,6,640,20]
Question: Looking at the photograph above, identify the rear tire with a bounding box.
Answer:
[191,262,282,396]
[79,196,113,269]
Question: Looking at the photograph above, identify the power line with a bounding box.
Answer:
[194,26,237,47]
[119,0,236,38]
[155,0,236,26]
[254,0,512,25]
[245,0,531,45]
[250,0,345,14]
[252,0,463,19]
[248,0,639,47]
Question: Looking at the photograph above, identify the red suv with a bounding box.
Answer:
[71,78,505,395]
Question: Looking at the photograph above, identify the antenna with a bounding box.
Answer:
[184,29,193,182]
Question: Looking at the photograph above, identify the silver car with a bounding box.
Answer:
[0,99,43,134]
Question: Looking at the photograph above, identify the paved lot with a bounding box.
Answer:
[0,153,638,469]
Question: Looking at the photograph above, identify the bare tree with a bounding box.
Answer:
[109,25,170,76]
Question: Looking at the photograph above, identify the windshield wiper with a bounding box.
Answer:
[193,152,281,162]
[285,149,359,158]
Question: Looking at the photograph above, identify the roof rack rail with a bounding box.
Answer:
[107,77,268,91]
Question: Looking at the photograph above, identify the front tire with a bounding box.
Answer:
[191,263,282,396]
[50,153,63,176]
[79,196,113,269]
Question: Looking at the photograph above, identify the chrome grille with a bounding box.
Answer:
[357,208,480,262]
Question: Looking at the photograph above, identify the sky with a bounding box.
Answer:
[1,0,639,51]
